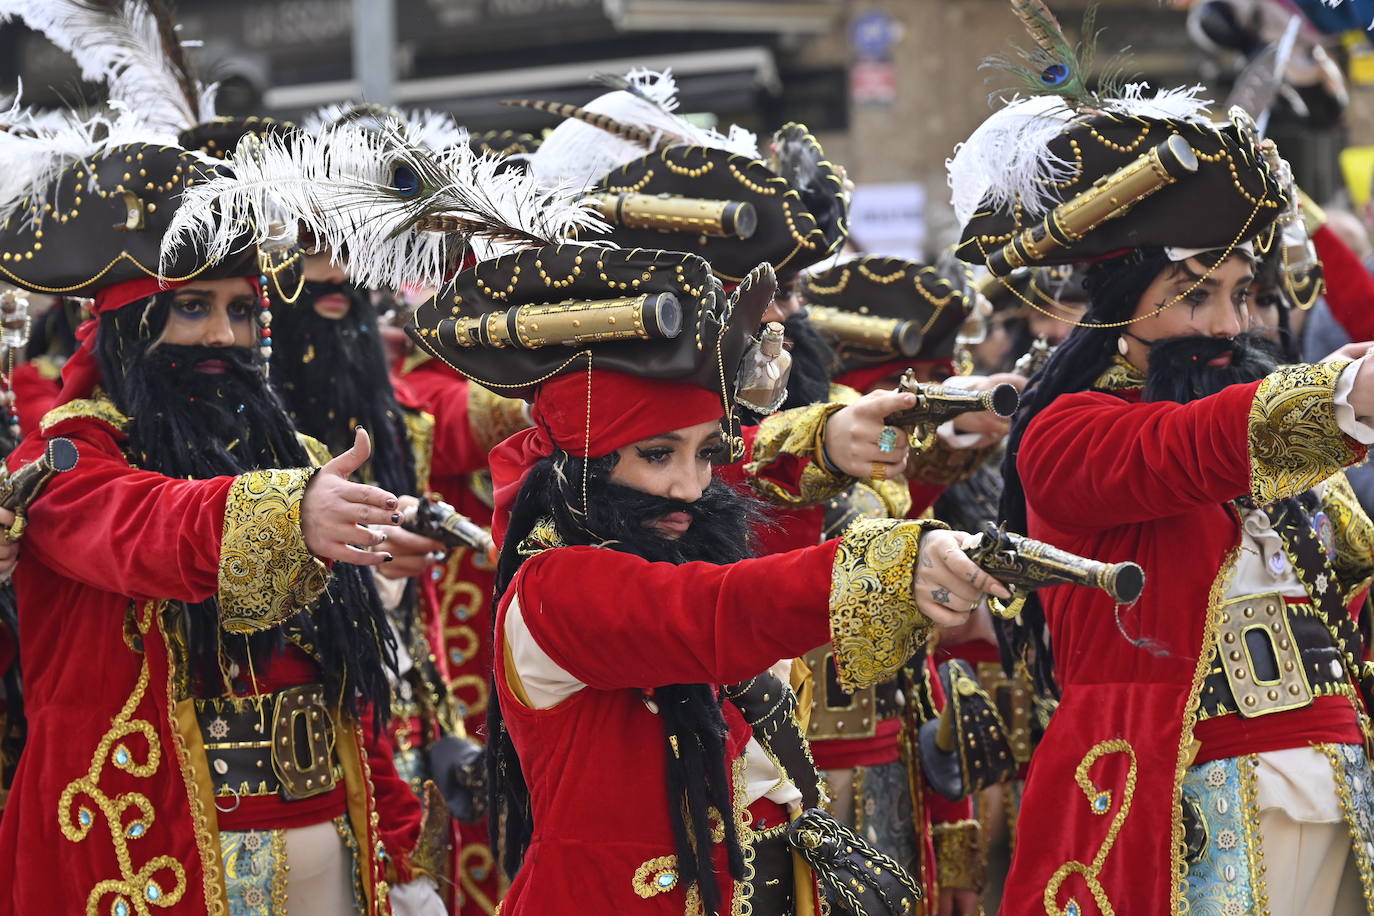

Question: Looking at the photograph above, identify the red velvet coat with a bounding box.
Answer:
[0,402,424,916]
[1003,361,1367,914]
[495,541,841,914]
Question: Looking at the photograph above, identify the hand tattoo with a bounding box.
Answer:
[932,587,952,605]
[920,551,934,569]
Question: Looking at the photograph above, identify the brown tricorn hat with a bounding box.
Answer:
[0,142,299,300]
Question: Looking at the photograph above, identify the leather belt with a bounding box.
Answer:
[195,683,340,802]
[1199,594,1350,720]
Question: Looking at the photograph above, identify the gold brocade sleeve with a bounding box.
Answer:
[467,383,531,453]
[829,516,945,691]
[932,819,987,893]
[905,430,997,487]
[1323,472,1374,596]
[218,468,328,634]
[746,401,851,507]
[1248,361,1362,504]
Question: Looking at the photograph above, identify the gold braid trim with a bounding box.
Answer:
[159,605,229,915]
[746,401,850,507]
[467,384,531,454]
[218,468,327,635]
[40,393,130,434]
[402,408,436,493]
[1043,739,1138,916]
[1171,542,1242,914]
[1248,361,1359,505]
[1237,754,1271,915]
[932,819,986,893]
[60,599,190,916]
[829,517,942,692]
[1323,472,1374,597]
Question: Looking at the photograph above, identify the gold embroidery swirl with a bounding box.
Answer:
[218,468,327,634]
[457,843,498,915]
[40,393,130,434]
[1043,739,1138,916]
[60,618,188,916]
[932,819,986,892]
[829,517,941,692]
[1323,472,1374,596]
[1248,361,1359,505]
[746,401,850,507]
[1172,541,1241,912]
[1092,356,1146,392]
[467,384,532,453]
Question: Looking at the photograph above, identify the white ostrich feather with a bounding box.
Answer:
[162,120,609,292]
[525,69,759,191]
[947,84,1214,225]
[0,92,167,230]
[303,103,469,153]
[1,0,214,135]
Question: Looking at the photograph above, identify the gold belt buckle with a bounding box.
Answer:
[1217,593,1313,718]
[803,646,877,741]
[271,685,337,800]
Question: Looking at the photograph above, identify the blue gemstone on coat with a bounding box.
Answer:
[114,746,130,767]
[114,899,130,916]
[145,883,161,901]
[78,809,93,827]
[1066,902,1080,916]
[657,872,676,888]
[127,822,145,838]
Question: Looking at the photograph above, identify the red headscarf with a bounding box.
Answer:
[488,368,725,547]
[56,275,259,406]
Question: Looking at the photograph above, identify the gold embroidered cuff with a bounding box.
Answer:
[219,468,328,634]
[906,431,997,487]
[468,384,531,453]
[1324,471,1374,595]
[1248,361,1360,505]
[747,401,851,507]
[932,819,986,892]
[829,517,944,692]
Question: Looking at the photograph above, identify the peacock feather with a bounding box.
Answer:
[983,2,1126,108]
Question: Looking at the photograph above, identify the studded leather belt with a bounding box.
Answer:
[1198,594,1350,720]
[195,683,341,803]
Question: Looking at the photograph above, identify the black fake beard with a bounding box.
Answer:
[122,344,306,478]
[269,283,416,496]
[578,476,760,565]
[1141,330,1280,404]
[100,321,396,725]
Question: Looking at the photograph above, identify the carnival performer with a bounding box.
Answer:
[0,102,447,916]
[398,238,1011,915]
[953,4,1374,911]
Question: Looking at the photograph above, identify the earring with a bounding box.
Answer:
[1116,336,1129,356]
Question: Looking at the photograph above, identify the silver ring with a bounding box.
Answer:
[213,785,241,814]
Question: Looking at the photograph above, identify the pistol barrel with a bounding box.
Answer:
[964,523,1144,604]
[884,381,1019,429]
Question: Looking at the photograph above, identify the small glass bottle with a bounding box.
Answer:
[736,321,792,414]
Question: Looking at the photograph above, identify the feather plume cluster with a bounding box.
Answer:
[521,68,758,191]
[303,102,469,153]
[946,83,1211,225]
[982,1,1126,107]
[0,0,215,135]
[162,118,608,291]
[0,91,164,230]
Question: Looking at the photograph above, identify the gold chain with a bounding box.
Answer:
[981,194,1267,330]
